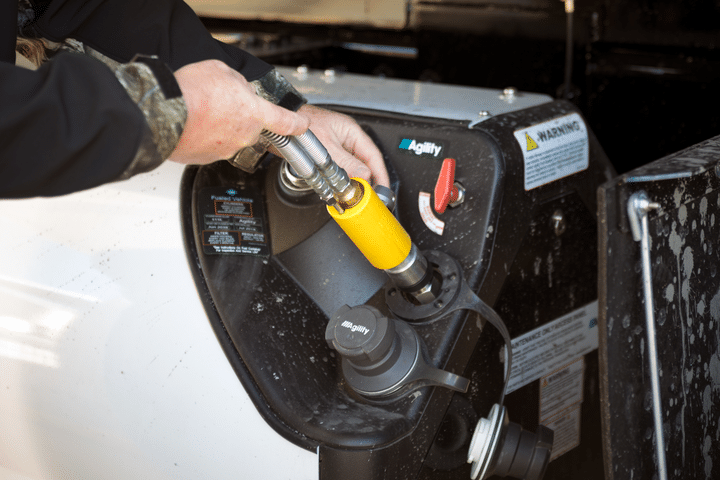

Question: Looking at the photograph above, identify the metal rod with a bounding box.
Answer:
[563,0,574,100]
[627,192,667,480]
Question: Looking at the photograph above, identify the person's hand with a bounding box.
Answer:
[297,105,390,188]
[168,60,309,165]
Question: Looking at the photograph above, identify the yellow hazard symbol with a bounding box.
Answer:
[525,133,538,151]
[542,378,549,388]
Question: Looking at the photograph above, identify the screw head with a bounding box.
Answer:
[500,87,518,103]
[323,69,337,83]
[551,210,566,236]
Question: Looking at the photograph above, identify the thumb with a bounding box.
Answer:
[329,145,373,184]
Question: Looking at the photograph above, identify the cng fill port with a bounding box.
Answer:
[325,305,469,397]
[328,178,442,306]
[468,404,554,480]
[386,250,464,322]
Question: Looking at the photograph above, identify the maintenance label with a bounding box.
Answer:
[513,113,589,190]
[199,187,270,257]
[543,406,582,461]
[506,301,598,394]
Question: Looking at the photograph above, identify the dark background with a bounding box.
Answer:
[202,0,720,175]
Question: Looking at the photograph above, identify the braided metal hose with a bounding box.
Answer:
[261,130,335,205]
[293,131,354,203]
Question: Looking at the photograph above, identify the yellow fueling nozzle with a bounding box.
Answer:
[328,178,412,270]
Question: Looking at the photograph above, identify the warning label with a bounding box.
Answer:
[543,406,582,461]
[539,358,585,422]
[513,113,589,191]
[539,358,586,460]
[505,301,598,394]
[525,133,539,151]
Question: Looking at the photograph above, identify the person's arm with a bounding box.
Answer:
[0,52,308,198]
[0,52,163,197]
[27,0,390,186]
[298,105,391,188]
[169,59,309,164]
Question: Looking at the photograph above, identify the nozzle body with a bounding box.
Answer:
[328,178,411,270]
[267,129,438,304]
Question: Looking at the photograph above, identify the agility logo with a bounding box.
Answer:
[340,320,370,335]
[398,138,445,158]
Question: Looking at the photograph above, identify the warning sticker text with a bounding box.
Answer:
[513,113,589,191]
[540,358,584,422]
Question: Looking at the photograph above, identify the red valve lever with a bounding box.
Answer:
[434,158,459,214]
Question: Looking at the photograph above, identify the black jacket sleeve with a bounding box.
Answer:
[0,52,152,198]
[3,1,304,198]
[30,0,273,80]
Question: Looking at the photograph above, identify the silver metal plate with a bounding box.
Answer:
[277,66,552,126]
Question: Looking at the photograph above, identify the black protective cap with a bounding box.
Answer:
[325,305,396,366]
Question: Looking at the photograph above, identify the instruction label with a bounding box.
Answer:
[199,187,270,257]
[513,113,589,190]
[506,301,598,394]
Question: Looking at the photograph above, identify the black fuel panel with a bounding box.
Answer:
[181,100,614,480]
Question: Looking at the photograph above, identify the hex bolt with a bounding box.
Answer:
[323,69,337,83]
[500,87,518,102]
[551,210,566,236]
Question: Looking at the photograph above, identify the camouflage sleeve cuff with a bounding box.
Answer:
[112,55,187,180]
[228,69,307,173]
